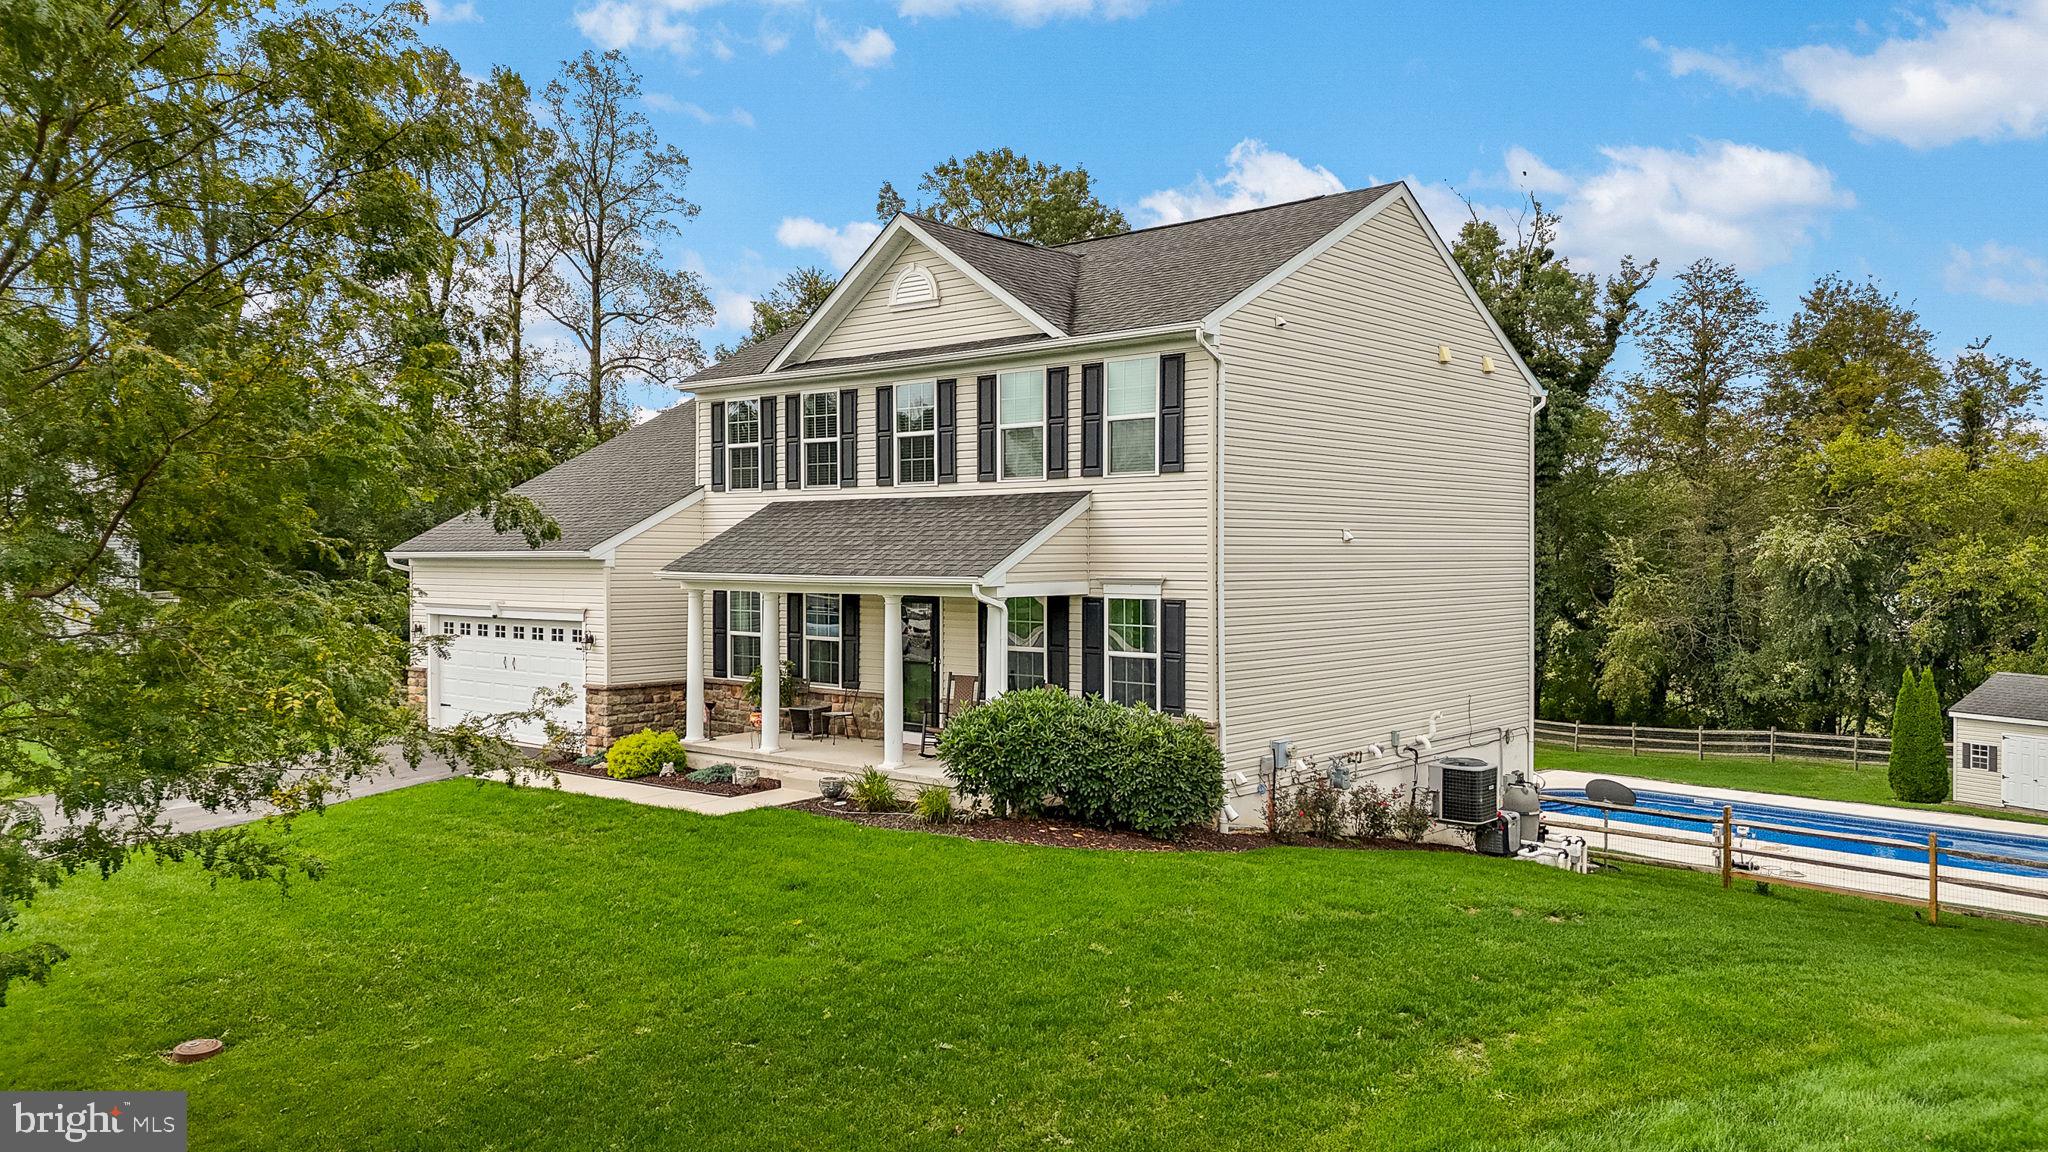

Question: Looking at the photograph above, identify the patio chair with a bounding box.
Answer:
[919,673,979,758]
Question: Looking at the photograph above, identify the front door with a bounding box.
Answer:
[902,597,940,741]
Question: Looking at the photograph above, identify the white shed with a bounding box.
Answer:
[1948,672,2048,811]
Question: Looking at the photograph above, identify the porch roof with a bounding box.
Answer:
[661,490,1089,583]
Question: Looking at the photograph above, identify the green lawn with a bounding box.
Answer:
[4,782,2047,1150]
[1535,744,2048,826]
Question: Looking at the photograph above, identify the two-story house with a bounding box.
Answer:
[389,181,1541,821]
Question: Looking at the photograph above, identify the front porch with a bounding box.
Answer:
[679,730,955,796]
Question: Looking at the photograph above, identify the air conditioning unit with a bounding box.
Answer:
[1435,756,1499,826]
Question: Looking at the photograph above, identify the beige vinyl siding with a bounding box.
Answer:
[1952,716,2014,806]
[1219,197,1533,783]
[1000,515,1090,584]
[602,504,706,685]
[405,557,609,682]
[689,336,1216,719]
[807,241,1039,363]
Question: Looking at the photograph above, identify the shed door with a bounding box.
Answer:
[2002,736,2048,811]
[433,618,586,746]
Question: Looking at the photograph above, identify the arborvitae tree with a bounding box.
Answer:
[1888,668,1948,802]
[1918,668,1952,802]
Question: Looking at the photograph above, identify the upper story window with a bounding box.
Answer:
[1106,357,1159,475]
[1105,597,1159,708]
[1007,596,1047,691]
[890,263,939,310]
[802,392,840,487]
[728,591,762,678]
[896,381,938,485]
[998,368,1046,480]
[726,399,762,491]
[803,594,842,687]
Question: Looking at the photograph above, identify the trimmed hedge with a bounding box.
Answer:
[606,730,687,780]
[937,687,1223,838]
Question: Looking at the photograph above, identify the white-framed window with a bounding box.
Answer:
[998,368,1046,480]
[493,624,507,638]
[1106,357,1159,476]
[726,398,762,491]
[512,625,527,640]
[1105,597,1159,708]
[895,381,938,485]
[803,594,841,687]
[1967,743,1999,772]
[1006,597,1048,691]
[728,591,762,678]
[458,621,472,636]
[571,628,585,645]
[550,627,565,642]
[803,391,840,488]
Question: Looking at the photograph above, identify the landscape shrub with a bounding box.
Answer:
[850,767,901,812]
[686,762,735,784]
[913,786,955,824]
[1345,783,1399,840]
[606,730,686,780]
[938,687,1223,839]
[1392,799,1434,843]
[1888,668,1950,803]
[1275,779,1344,842]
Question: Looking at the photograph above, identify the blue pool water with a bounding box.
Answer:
[1542,787,2048,880]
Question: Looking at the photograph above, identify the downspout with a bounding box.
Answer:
[970,581,1005,699]
[1194,325,1228,771]
[1529,388,1546,768]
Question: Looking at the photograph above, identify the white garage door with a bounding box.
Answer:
[2003,736,2048,811]
[432,617,586,746]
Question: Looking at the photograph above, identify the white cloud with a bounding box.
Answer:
[422,0,481,23]
[897,0,1149,25]
[776,217,884,270]
[574,0,698,53]
[645,93,756,126]
[1945,242,2048,304]
[1136,139,1346,226]
[1657,3,2048,147]
[1487,142,1853,271]
[1501,145,1571,196]
[817,19,895,67]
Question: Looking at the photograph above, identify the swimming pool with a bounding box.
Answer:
[1541,787,2048,880]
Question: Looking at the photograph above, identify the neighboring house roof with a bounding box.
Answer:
[662,490,1088,581]
[1950,672,2048,724]
[391,401,699,557]
[689,184,1402,383]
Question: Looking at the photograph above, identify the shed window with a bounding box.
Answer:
[1966,742,2000,773]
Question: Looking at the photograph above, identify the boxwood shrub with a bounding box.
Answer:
[938,687,1223,838]
[605,729,686,780]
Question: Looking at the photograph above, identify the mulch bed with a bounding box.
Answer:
[549,758,783,797]
[793,798,1265,851]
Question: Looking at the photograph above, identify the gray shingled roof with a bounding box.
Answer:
[662,490,1087,580]
[1951,673,2048,724]
[686,184,1402,383]
[392,401,698,555]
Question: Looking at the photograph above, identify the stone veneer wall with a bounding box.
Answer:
[406,667,427,710]
[585,678,891,753]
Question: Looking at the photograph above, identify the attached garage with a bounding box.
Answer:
[428,613,588,745]
[1948,672,2048,813]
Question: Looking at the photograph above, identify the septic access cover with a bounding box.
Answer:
[167,1038,223,1064]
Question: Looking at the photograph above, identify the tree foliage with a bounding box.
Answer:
[878,148,1128,244]
[1887,670,1948,803]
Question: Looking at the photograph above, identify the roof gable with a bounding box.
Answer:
[805,236,1046,364]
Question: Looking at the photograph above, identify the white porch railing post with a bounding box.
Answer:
[684,586,705,742]
[881,594,905,770]
[759,591,782,754]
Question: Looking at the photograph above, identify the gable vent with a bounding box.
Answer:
[890,262,940,310]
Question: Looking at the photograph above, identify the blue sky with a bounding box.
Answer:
[416,0,2048,413]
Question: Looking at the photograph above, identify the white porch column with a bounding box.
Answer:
[758,590,782,753]
[983,597,1008,700]
[684,586,706,742]
[881,593,905,770]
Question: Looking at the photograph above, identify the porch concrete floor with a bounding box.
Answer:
[682,732,954,792]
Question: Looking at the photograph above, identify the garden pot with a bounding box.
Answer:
[818,775,845,799]
[733,765,760,787]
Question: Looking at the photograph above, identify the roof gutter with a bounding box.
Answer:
[688,322,1202,394]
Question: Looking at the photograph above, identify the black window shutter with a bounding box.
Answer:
[710,401,727,492]
[839,389,858,486]
[1990,745,2001,774]
[1081,597,1105,696]
[840,594,861,689]
[937,378,958,484]
[1080,362,1104,477]
[785,394,802,489]
[1046,595,1070,691]
[1159,353,1185,473]
[711,590,728,678]
[875,385,894,487]
[977,601,988,697]
[785,593,802,667]
[1046,366,1070,479]
[1161,599,1188,714]
[761,397,778,490]
[976,374,997,482]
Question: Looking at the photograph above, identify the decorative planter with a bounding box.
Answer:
[733,765,761,787]
[818,775,846,799]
